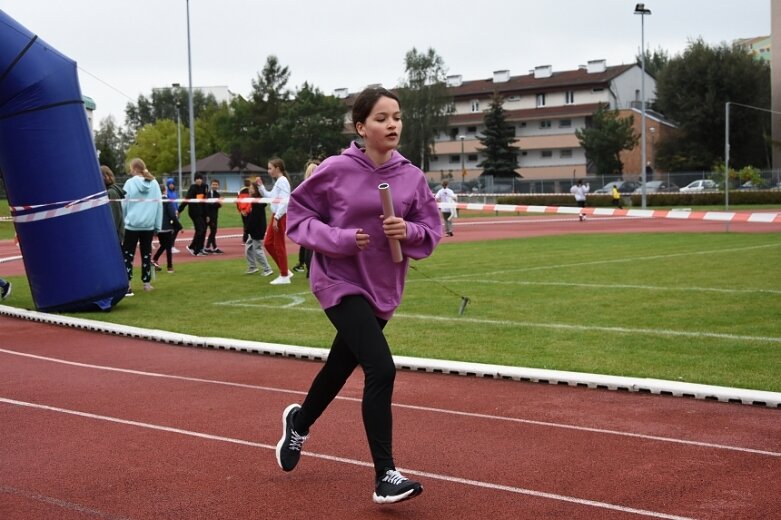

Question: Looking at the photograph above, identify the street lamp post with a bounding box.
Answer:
[459,135,466,182]
[186,0,196,183]
[173,83,183,196]
[635,3,651,208]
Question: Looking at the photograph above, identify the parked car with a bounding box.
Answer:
[633,181,679,194]
[738,180,768,190]
[679,179,718,192]
[594,181,642,194]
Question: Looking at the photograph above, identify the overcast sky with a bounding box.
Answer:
[1,0,771,126]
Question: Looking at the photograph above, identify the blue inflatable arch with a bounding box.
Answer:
[0,10,128,311]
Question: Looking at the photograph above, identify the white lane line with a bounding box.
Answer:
[436,243,781,280]
[2,348,777,458]
[209,299,781,344]
[394,313,781,344]
[0,397,696,520]
[0,485,129,520]
[440,279,781,296]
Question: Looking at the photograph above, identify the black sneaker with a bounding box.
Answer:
[212,248,224,254]
[275,404,308,472]
[372,469,423,504]
[292,264,305,273]
[0,281,11,300]
[152,261,162,271]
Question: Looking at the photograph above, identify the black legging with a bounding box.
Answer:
[153,232,174,269]
[295,295,395,475]
[123,229,154,283]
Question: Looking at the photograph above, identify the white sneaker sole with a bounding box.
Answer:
[372,486,422,504]
[275,403,300,471]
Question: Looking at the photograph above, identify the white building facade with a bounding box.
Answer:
[428,60,657,183]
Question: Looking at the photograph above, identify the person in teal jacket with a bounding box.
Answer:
[122,157,163,295]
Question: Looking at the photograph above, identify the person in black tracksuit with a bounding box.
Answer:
[204,179,223,253]
[178,173,209,255]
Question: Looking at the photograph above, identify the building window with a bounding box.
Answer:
[592,87,604,93]
[539,120,552,129]
[430,156,439,162]
[467,126,477,133]
[521,151,528,156]
[560,149,573,158]
[520,122,527,128]
[468,154,478,162]
[559,119,572,128]
[536,93,546,107]
[541,150,553,158]
[470,99,480,112]
[449,155,460,164]
[449,128,459,140]
[565,90,575,104]
[509,126,517,136]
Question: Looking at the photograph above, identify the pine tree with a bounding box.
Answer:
[477,93,519,178]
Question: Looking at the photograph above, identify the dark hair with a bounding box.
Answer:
[194,173,204,181]
[351,87,400,134]
[268,157,288,179]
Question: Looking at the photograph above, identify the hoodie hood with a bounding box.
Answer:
[342,141,410,174]
[130,175,155,194]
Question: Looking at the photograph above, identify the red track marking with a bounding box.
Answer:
[1,318,780,519]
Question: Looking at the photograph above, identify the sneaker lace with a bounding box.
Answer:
[382,470,407,486]
[287,430,308,452]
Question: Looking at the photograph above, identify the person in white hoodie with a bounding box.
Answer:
[122,157,163,295]
[259,158,292,285]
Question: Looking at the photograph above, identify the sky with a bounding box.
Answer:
[1,0,771,127]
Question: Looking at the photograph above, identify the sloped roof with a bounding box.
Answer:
[448,64,636,98]
[182,152,267,174]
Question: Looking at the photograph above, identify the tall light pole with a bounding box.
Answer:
[172,83,183,195]
[186,0,196,183]
[459,135,466,182]
[635,3,651,208]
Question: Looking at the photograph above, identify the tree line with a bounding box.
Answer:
[94,38,772,180]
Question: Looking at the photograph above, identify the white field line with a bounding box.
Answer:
[212,296,781,344]
[0,397,697,520]
[416,279,781,296]
[1,348,777,458]
[0,485,129,520]
[434,242,781,281]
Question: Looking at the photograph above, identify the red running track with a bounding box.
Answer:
[1,212,780,519]
[1,317,780,519]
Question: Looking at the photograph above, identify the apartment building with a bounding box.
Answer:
[429,59,657,183]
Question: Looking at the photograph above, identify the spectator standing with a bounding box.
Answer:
[259,158,292,285]
[152,183,180,273]
[178,173,209,256]
[292,159,320,275]
[243,182,273,276]
[278,87,441,504]
[165,177,182,253]
[122,158,163,294]
[434,179,457,237]
[101,165,125,244]
[237,178,252,243]
[204,179,223,254]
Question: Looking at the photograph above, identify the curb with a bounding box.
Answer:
[2,305,779,408]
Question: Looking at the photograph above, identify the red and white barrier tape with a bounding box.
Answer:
[11,196,110,223]
[6,195,780,224]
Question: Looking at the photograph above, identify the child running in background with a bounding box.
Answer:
[243,181,273,276]
[277,87,442,504]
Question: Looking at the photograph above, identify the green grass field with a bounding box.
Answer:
[2,231,779,392]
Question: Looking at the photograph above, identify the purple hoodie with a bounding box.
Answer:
[287,142,442,319]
